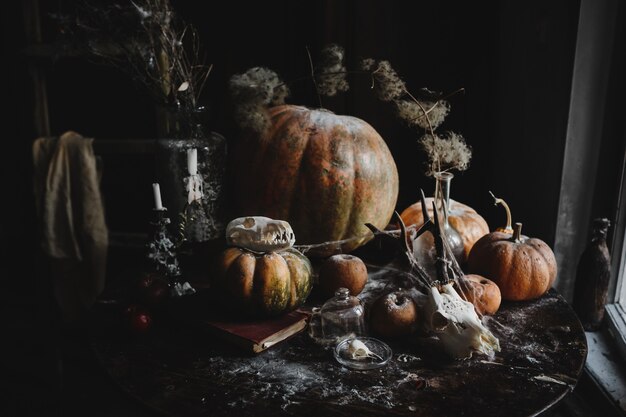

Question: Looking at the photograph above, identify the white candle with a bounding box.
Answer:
[152,183,164,210]
[187,148,197,176]
[186,175,204,204]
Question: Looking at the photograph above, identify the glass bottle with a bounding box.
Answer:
[573,218,611,331]
[320,288,366,343]
[155,138,227,243]
[412,171,465,279]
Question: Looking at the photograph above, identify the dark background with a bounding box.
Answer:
[6,0,625,299]
[5,0,591,244]
[2,0,625,416]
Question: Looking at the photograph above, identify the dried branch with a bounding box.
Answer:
[361,59,469,177]
[306,46,323,108]
[229,44,351,133]
[228,45,469,180]
[67,0,212,137]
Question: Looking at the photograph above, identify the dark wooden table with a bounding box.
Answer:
[91,264,587,417]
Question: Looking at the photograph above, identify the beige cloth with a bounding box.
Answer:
[33,131,108,323]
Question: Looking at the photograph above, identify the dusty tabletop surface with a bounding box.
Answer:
[91,260,587,417]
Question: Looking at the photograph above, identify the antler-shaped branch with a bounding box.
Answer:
[365,189,435,290]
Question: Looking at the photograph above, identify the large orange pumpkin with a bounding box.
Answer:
[467,223,557,301]
[400,198,489,261]
[230,105,399,256]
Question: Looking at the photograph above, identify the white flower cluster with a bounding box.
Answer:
[229,67,290,133]
[395,99,451,130]
[419,132,472,176]
[316,44,350,97]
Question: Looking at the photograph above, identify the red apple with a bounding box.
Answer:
[122,304,153,334]
[130,309,153,333]
[318,254,368,298]
[369,290,418,338]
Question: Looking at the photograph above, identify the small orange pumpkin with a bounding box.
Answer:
[400,197,489,261]
[214,247,313,316]
[459,274,501,315]
[467,223,557,301]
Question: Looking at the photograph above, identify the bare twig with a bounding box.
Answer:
[306,46,323,108]
[74,0,212,136]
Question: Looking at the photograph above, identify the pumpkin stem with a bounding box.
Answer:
[489,191,513,234]
[513,223,523,242]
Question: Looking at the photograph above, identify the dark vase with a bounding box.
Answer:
[572,218,611,331]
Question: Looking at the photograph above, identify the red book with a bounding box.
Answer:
[204,309,311,353]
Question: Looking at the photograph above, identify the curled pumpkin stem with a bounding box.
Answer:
[489,191,513,234]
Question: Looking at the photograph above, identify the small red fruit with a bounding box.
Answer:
[130,309,152,333]
[369,290,418,338]
[461,274,501,315]
[318,254,368,298]
[123,304,153,333]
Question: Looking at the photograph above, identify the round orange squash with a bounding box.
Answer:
[459,274,501,315]
[467,223,557,301]
[400,197,489,261]
[214,247,313,316]
[229,104,399,256]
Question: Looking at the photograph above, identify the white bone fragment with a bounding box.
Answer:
[425,283,500,359]
[226,216,296,253]
[347,339,382,361]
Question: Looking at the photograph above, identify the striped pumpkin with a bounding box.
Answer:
[214,247,313,316]
[230,105,399,256]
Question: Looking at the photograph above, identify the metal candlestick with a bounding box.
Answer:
[147,208,182,281]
